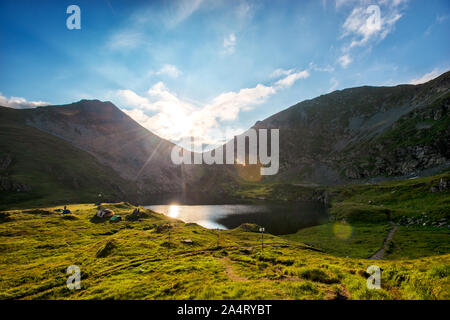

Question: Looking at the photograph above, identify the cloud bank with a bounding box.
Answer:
[0,93,50,109]
[116,69,309,148]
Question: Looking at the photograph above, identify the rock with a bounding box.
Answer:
[430,179,449,193]
[0,176,32,192]
[237,223,263,233]
[155,223,172,233]
[181,239,193,245]
[345,167,361,179]
[439,178,448,191]
[0,154,12,170]
[125,208,149,221]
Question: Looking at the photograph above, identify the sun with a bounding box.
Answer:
[168,204,180,218]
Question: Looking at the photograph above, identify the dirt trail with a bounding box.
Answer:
[370,221,398,260]
[220,257,248,281]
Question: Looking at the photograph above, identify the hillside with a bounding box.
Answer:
[0,202,448,300]
[251,71,450,184]
[1,72,449,207]
[21,100,188,194]
[0,106,138,209]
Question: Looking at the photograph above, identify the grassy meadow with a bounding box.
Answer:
[0,195,449,300]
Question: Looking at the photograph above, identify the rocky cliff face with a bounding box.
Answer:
[252,71,450,184]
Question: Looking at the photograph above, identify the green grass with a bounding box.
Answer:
[236,172,450,261]
[282,223,391,259]
[385,226,450,260]
[328,172,450,223]
[0,202,448,300]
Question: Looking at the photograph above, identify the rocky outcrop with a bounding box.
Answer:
[0,154,12,170]
[0,176,32,192]
[430,178,449,192]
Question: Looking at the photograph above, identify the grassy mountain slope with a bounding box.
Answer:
[0,202,448,300]
[229,171,450,259]
[23,100,188,194]
[251,71,450,184]
[0,106,138,209]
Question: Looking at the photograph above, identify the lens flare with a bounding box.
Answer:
[333,222,352,240]
[235,163,263,182]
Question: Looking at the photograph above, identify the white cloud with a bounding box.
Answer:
[425,14,449,35]
[336,0,407,67]
[309,62,335,73]
[119,82,274,146]
[270,68,295,78]
[341,4,402,48]
[329,77,340,92]
[167,0,205,27]
[336,0,408,9]
[107,30,144,50]
[206,84,275,121]
[0,93,50,109]
[409,68,443,85]
[275,70,310,89]
[223,33,237,55]
[152,64,182,78]
[338,54,352,68]
[270,64,330,83]
[116,89,156,110]
[236,1,252,19]
[116,68,308,146]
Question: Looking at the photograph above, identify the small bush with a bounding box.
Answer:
[298,268,339,284]
[96,240,117,258]
[428,265,450,279]
[61,214,78,220]
[297,281,318,293]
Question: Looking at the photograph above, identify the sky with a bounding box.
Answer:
[0,0,449,149]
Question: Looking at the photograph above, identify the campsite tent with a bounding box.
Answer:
[96,208,114,218]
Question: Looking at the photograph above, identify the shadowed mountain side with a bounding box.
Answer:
[216,70,450,185]
[0,106,139,209]
[21,100,197,195]
[1,71,449,207]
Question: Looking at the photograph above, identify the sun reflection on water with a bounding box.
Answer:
[168,205,179,218]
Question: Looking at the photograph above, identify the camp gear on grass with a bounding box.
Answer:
[110,215,121,223]
[96,208,114,218]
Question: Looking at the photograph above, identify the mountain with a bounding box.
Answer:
[250,71,450,184]
[21,100,193,194]
[1,72,449,207]
[0,100,235,206]
[0,106,139,208]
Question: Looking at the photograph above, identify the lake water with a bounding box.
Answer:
[145,202,328,235]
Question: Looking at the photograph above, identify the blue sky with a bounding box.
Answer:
[0,0,449,147]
